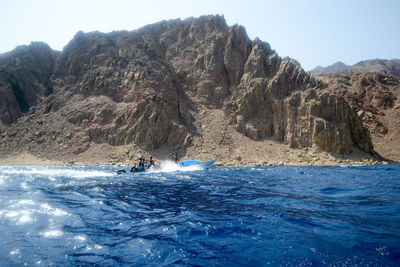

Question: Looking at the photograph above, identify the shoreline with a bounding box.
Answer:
[0,152,396,167]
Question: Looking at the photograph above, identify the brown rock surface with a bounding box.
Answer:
[317,72,400,163]
[0,15,385,166]
[0,42,57,124]
[349,59,400,77]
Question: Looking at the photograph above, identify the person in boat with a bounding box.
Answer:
[129,157,154,172]
[130,163,137,172]
[139,158,145,171]
[149,157,155,168]
[131,157,143,172]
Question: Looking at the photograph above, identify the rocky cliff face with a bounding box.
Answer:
[225,48,373,154]
[0,15,378,164]
[317,72,400,162]
[0,42,57,124]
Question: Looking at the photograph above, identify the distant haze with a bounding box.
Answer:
[1,0,399,70]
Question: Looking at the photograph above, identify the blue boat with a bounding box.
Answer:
[179,159,216,170]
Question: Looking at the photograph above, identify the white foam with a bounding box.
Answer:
[40,203,69,216]
[5,211,19,217]
[85,244,103,251]
[9,199,36,207]
[18,215,34,223]
[0,207,36,224]
[40,203,52,210]
[1,167,110,178]
[74,235,86,241]
[42,230,63,238]
[62,169,111,178]
[20,182,29,190]
[10,249,20,255]
[157,160,180,172]
[18,199,36,205]
[149,160,206,173]
[0,175,7,185]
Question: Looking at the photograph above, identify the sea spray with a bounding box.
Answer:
[150,160,206,173]
[0,166,111,178]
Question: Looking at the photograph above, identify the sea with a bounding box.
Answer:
[0,163,399,266]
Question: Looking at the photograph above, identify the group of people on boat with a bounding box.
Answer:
[117,154,182,175]
[130,157,155,172]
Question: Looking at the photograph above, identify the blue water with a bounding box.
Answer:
[0,165,399,266]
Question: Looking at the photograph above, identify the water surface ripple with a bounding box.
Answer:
[0,165,399,265]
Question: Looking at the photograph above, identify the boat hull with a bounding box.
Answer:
[179,159,216,170]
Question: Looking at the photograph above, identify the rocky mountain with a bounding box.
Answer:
[349,59,400,77]
[310,59,400,77]
[0,15,382,165]
[310,61,349,75]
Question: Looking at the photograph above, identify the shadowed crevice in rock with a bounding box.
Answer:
[8,74,29,113]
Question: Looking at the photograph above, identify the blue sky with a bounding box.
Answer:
[1,0,399,70]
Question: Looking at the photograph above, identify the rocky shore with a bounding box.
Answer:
[0,105,391,167]
[0,15,399,166]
